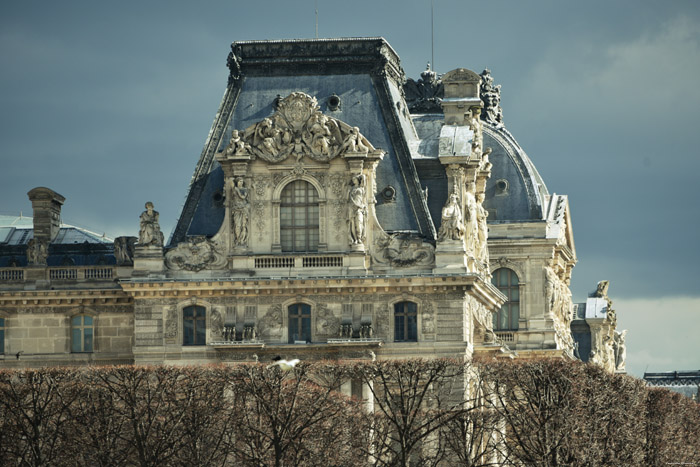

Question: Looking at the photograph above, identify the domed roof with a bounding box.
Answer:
[481,124,549,221]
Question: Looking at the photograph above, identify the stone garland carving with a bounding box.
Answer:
[252,175,271,197]
[479,68,503,126]
[165,236,226,272]
[253,201,266,241]
[315,303,340,336]
[421,301,435,334]
[114,236,137,265]
[374,304,390,339]
[164,307,178,339]
[348,174,367,245]
[258,304,283,338]
[138,202,164,247]
[403,64,444,113]
[328,173,346,198]
[373,232,435,268]
[230,178,250,247]
[437,192,464,241]
[332,201,345,241]
[221,92,377,164]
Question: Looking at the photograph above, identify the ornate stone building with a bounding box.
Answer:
[0,38,623,370]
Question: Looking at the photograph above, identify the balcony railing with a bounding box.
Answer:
[0,266,115,282]
[495,331,515,343]
[254,255,344,269]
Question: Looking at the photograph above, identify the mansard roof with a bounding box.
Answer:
[171,37,434,245]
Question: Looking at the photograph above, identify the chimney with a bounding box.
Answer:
[27,187,65,244]
[441,68,482,125]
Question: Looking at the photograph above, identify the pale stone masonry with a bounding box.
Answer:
[0,37,623,372]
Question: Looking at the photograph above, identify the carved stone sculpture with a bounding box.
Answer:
[315,304,339,336]
[437,192,464,241]
[165,236,225,271]
[164,308,178,339]
[594,280,610,298]
[545,266,557,313]
[476,193,489,265]
[467,107,483,155]
[464,186,478,255]
[259,304,283,338]
[403,64,444,113]
[348,174,367,245]
[479,68,503,126]
[230,178,250,247]
[222,92,378,164]
[138,202,164,247]
[26,238,48,266]
[373,232,435,267]
[210,309,224,340]
[114,236,137,265]
[614,330,627,371]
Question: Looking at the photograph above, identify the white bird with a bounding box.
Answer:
[266,357,300,371]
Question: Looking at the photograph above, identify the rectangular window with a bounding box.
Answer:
[183,306,206,346]
[71,315,93,353]
[288,304,311,343]
[0,317,4,354]
[394,302,417,342]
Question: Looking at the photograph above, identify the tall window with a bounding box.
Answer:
[394,301,417,342]
[71,315,93,353]
[492,268,519,331]
[288,303,311,343]
[183,306,206,346]
[0,318,4,354]
[280,180,319,252]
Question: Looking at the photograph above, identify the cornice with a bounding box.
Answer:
[0,289,131,307]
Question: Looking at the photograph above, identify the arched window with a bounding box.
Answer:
[183,305,206,346]
[280,180,319,252]
[491,268,519,331]
[71,315,94,353]
[288,303,311,343]
[394,301,417,342]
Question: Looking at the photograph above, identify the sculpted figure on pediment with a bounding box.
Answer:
[226,92,379,164]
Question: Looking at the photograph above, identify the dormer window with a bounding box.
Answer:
[280,180,319,252]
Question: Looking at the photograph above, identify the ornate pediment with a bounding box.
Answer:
[221,92,380,164]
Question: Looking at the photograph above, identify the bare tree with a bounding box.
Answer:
[0,368,83,466]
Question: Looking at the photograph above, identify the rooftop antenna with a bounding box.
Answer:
[315,0,318,38]
[431,0,435,70]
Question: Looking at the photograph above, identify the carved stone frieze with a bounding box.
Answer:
[373,232,435,268]
[165,236,226,272]
[332,200,345,241]
[315,303,340,336]
[258,304,283,338]
[221,92,379,164]
[328,173,346,198]
[210,308,224,340]
[252,175,271,198]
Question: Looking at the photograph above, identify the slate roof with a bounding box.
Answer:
[0,214,114,267]
[171,37,434,246]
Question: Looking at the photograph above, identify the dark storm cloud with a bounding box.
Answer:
[1,0,698,375]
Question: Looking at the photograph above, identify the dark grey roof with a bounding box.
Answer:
[0,215,114,267]
[171,38,434,245]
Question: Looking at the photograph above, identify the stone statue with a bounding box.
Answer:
[340,126,368,154]
[545,266,557,313]
[26,238,37,265]
[114,236,137,265]
[437,192,464,241]
[210,309,224,339]
[464,184,478,254]
[614,330,627,371]
[467,108,483,154]
[594,280,610,298]
[476,193,489,264]
[348,175,367,245]
[479,68,504,125]
[231,178,249,247]
[138,202,164,247]
[225,129,249,156]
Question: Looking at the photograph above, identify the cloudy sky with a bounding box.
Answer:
[1,0,698,377]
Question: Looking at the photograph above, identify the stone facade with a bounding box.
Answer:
[0,38,623,372]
